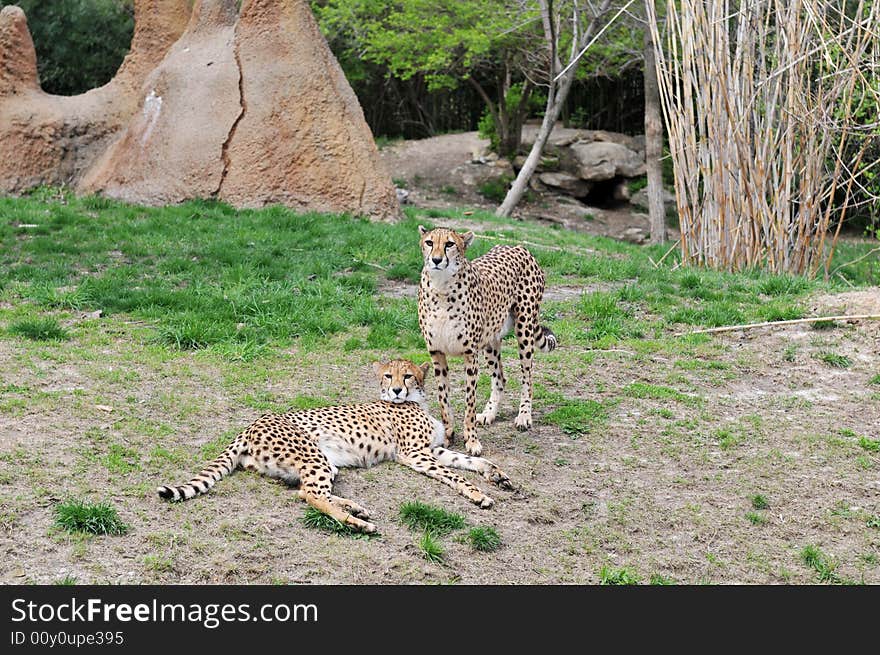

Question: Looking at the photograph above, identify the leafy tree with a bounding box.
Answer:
[2,0,134,96]
[313,0,544,156]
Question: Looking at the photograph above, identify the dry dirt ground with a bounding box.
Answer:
[0,287,878,585]
[379,129,662,242]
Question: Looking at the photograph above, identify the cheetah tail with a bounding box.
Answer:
[156,435,247,502]
[536,325,558,352]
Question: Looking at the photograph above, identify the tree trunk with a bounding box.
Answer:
[643,9,667,244]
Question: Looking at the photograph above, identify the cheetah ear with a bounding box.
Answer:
[419,361,431,378]
[460,231,474,248]
[372,361,385,376]
[418,225,428,236]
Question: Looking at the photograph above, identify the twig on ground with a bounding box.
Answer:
[676,314,880,336]
[474,233,597,256]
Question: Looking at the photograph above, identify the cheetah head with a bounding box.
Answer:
[373,359,431,404]
[418,225,474,276]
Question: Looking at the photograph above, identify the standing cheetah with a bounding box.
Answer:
[417,226,557,457]
[156,360,512,533]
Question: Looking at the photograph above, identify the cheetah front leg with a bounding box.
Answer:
[397,449,494,508]
[430,446,513,489]
[429,350,454,444]
[462,350,483,456]
[476,339,504,427]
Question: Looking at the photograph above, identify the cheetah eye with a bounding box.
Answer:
[403,374,413,381]
[424,240,433,247]
[445,241,455,249]
[384,373,392,379]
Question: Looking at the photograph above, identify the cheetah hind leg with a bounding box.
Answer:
[476,339,504,426]
[284,439,377,533]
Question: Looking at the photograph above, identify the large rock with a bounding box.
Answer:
[630,186,676,212]
[1,0,401,219]
[570,140,646,181]
[80,0,242,203]
[0,1,191,193]
[217,0,400,218]
[538,172,592,197]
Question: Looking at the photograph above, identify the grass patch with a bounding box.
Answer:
[54,499,128,536]
[418,531,445,564]
[544,398,608,437]
[399,501,465,535]
[8,317,69,341]
[866,516,880,529]
[745,511,768,526]
[868,374,880,385]
[300,507,377,539]
[477,176,512,203]
[750,494,770,510]
[599,566,641,585]
[800,544,841,584]
[649,574,676,585]
[467,526,502,552]
[53,575,78,585]
[815,352,852,369]
[623,382,699,405]
[858,436,879,452]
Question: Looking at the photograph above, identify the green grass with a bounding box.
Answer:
[866,516,880,529]
[858,436,879,452]
[800,545,841,584]
[418,531,445,564]
[53,575,78,585]
[399,501,465,535]
[868,374,880,385]
[623,382,699,406]
[750,494,770,510]
[54,499,128,536]
[300,507,378,539]
[544,398,609,437]
[7,316,69,341]
[649,574,676,585]
[815,352,852,369]
[599,566,641,585]
[467,526,502,552]
[746,511,768,525]
[477,176,512,203]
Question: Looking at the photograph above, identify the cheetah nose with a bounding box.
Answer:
[392,387,403,396]
[431,256,443,265]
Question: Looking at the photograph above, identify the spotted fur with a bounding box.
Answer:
[156,360,512,533]
[417,226,557,456]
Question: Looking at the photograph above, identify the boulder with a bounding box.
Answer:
[217,0,400,219]
[80,0,241,204]
[538,172,592,197]
[570,140,646,181]
[630,186,676,212]
[2,0,401,219]
[0,1,191,193]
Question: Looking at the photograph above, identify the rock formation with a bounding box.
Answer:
[1,0,401,220]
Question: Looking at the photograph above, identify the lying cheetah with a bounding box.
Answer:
[417,226,557,457]
[157,359,512,533]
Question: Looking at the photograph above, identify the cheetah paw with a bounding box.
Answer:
[514,414,532,431]
[465,438,483,456]
[486,468,513,490]
[476,411,496,426]
[477,495,495,509]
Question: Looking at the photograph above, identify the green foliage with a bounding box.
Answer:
[478,176,513,203]
[467,526,502,552]
[300,507,378,539]
[399,501,465,535]
[745,511,768,526]
[858,436,880,453]
[54,499,128,536]
[815,352,852,369]
[4,1,134,96]
[418,531,445,563]
[599,566,640,585]
[649,574,676,585]
[800,545,841,584]
[750,494,770,510]
[7,316,69,341]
